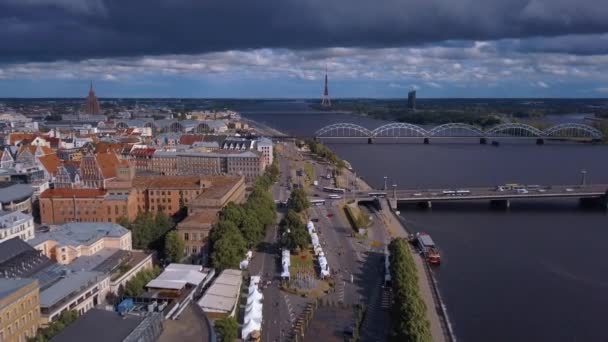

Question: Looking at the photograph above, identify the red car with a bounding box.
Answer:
[327,213,334,218]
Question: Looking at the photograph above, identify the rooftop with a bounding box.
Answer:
[195,175,243,200]
[0,183,34,203]
[197,269,242,314]
[40,188,106,199]
[39,270,103,308]
[50,308,158,342]
[146,263,208,291]
[0,278,37,304]
[0,210,32,229]
[28,222,130,249]
[132,175,204,189]
[177,210,218,227]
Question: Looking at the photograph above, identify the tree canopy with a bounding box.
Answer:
[123,266,162,297]
[209,160,279,270]
[214,317,238,342]
[281,209,309,252]
[388,239,432,342]
[30,310,79,342]
[118,212,175,254]
[164,230,185,263]
[289,188,309,213]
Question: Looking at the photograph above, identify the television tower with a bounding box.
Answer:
[321,65,331,107]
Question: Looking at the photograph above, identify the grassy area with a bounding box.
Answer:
[290,248,315,270]
[303,163,315,182]
[343,204,371,232]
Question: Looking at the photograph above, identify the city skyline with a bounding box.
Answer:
[0,1,608,97]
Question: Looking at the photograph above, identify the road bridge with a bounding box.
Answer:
[352,184,608,209]
[313,122,604,144]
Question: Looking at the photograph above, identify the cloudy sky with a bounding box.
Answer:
[1,0,608,98]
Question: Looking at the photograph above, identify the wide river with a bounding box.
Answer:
[241,101,608,342]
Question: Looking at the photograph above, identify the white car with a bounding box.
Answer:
[565,188,574,192]
[413,193,423,197]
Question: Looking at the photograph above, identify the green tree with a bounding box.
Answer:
[123,266,161,297]
[209,220,240,245]
[31,310,79,341]
[164,230,185,263]
[220,202,245,226]
[240,209,264,247]
[120,212,175,252]
[211,230,247,270]
[289,188,309,213]
[281,210,309,252]
[214,317,238,342]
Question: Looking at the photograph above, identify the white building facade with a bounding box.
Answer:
[0,211,34,243]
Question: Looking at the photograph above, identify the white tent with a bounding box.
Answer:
[250,275,261,287]
[307,221,315,232]
[245,300,263,315]
[241,318,262,340]
[246,290,263,304]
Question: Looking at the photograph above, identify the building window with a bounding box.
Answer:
[184,233,189,241]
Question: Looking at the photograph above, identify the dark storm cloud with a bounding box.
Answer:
[1,0,607,62]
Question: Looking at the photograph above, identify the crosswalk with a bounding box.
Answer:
[283,293,296,323]
[337,280,346,303]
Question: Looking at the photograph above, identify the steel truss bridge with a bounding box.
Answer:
[314,122,604,142]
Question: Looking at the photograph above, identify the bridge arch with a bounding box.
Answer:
[315,123,372,137]
[543,123,603,139]
[429,123,485,137]
[372,123,428,137]
[487,123,543,137]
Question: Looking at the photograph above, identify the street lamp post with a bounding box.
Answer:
[384,176,388,191]
[580,170,587,186]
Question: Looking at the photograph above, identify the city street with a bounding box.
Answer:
[249,144,313,342]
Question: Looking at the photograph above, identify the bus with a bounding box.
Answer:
[310,199,326,206]
[322,187,346,194]
[368,192,387,198]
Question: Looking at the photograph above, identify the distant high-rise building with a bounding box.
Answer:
[321,66,331,107]
[407,90,416,110]
[84,81,101,115]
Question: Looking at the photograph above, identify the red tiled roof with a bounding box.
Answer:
[179,134,204,146]
[95,152,120,179]
[9,133,36,145]
[38,154,62,175]
[40,188,107,199]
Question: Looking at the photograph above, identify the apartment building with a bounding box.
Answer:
[0,211,35,243]
[0,278,40,342]
[39,188,138,225]
[28,222,132,264]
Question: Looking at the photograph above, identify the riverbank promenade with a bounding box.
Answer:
[379,197,452,342]
[341,168,451,342]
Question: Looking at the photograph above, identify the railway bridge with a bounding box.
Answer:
[313,122,604,144]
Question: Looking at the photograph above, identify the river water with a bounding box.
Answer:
[241,101,608,342]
